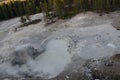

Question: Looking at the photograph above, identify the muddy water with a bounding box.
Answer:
[0,39,71,79]
[27,39,71,79]
[35,40,70,78]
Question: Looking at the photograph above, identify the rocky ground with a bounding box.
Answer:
[0,11,120,80]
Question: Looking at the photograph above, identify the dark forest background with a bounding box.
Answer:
[0,0,120,21]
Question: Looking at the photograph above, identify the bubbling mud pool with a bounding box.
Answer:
[0,39,71,79]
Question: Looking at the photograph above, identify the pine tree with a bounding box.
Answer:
[1,4,8,19]
[41,0,49,17]
[73,0,80,13]
[52,0,65,18]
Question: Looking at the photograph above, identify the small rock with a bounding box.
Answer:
[107,43,116,48]
[104,59,113,67]
[95,79,100,80]
[66,75,69,79]
[112,21,120,30]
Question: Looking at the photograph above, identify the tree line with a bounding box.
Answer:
[0,0,120,21]
[42,0,120,19]
[0,0,41,21]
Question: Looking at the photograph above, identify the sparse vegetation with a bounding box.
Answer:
[19,15,41,29]
[20,15,31,24]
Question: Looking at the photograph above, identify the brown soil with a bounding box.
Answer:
[111,54,120,61]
